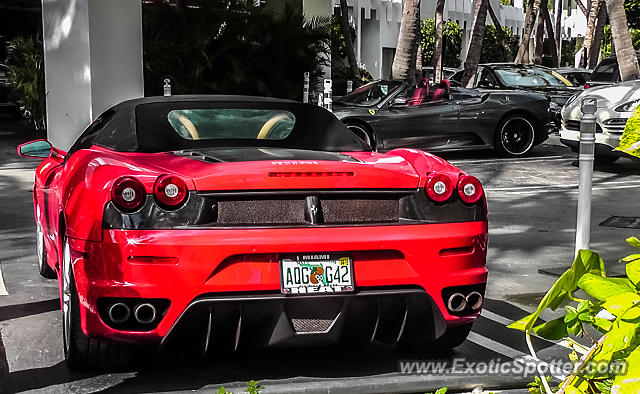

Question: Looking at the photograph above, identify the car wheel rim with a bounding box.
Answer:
[62,239,71,354]
[500,117,534,155]
[347,124,372,147]
[36,225,44,271]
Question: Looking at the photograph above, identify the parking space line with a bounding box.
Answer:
[0,264,8,296]
[467,331,527,359]
[450,155,568,165]
[481,309,515,326]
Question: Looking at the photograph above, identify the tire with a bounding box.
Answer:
[36,224,57,279]
[494,115,536,157]
[346,122,375,150]
[61,237,132,370]
[432,322,473,350]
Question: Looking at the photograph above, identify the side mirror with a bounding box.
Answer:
[17,140,52,158]
[392,97,408,106]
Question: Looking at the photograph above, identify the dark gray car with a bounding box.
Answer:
[333,80,551,157]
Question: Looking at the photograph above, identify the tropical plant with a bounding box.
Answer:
[625,0,640,29]
[218,380,264,394]
[487,2,515,62]
[392,0,421,82]
[480,25,519,63]
[601,26,640,58]
[336,0,359,86]
[461,0,489,87]
[616,104,640,159]
[433,0,447,82]
[515,0,544,63]
[606,0,640,80]
[419,19,463,68]
[5,36,46,131]
[143,1,331,100]
[509,238,640,393]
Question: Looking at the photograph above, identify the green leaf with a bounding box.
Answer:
[593,379,613,394]
[628,260,640,287]
[601,320,640,355]
[594,317,614,332]
[434,388,448,394]
[627,237,640,250]
[602,292,640,316]
[623,306,640,321]
[612,345,640,389]
[620,254,640,263]
[578,274,636,302]
[565,305,579,323]
[533,317,569,340]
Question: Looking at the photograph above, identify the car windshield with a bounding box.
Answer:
[336,81,403,106]
[494,67,573,87]
[167,109,295,140]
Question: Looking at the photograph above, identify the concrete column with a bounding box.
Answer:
[42,0,144,150]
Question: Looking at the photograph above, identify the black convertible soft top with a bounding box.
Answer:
[68,95,369,155]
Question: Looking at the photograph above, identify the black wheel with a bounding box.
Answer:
[346,122,375,150]
[595,154,619,164]
[61,237,132,370]
[432,322,473,350]
[495,115,536,157]
[36,223,57,279]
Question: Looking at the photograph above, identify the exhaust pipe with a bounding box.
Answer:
[134,303,157,324]
[466,291,483,311]
[447,293,467,313]
[108,303,131,324]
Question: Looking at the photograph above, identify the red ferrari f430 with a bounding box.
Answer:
[18,96,488,370]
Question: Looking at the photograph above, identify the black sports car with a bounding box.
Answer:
[333,80,550,157]
[450,64,580,129]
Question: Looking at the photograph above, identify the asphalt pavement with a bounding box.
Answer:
[0,116,639,393]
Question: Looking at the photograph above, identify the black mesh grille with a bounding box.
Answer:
[217,200,306,224]
[322,199,399,223]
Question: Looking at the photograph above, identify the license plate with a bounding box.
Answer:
[280,253,354,294]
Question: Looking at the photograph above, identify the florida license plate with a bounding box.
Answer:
[280,254,354,294]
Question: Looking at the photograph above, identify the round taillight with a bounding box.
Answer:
[457,175,483,204]
[153,175,187,209]
[111,177,146,212]
[426,173,454,203]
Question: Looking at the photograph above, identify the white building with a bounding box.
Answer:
[336,0,587,79]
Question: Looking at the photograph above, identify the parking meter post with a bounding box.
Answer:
[346,80,353,93]
[324,79,332,112]
[163,79,172,97]
[303,72,310,103]
[575,97,597,256]
[317,92,323,107]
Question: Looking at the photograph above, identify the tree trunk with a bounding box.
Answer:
[515,0,543,63]
[576,0,588,15]
[541,5,559,66]
[588,3,607,68]
[392,0,422,82]
[534,10,545,64]
[461,0,489,87]
[580,0,600,68]
[488,3,513,61]
[554,0,562,63]
[416,39,423,70]
[433,0,446,83]
[338,0,360,86]
[605,0,640,80]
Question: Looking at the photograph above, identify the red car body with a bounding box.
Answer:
[20,96,488,369]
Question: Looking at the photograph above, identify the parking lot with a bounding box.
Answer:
[1,118,639,393]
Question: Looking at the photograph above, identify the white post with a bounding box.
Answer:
[346,80,353,93]
[575,97,597,255]
[323,79,332,112]
[163,79,172,97]
[303,72,310,103]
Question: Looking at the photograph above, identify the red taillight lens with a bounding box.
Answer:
[111,177,146,212]
[584,83,590,89]
[457,175,483,204]
[153,175,187,208]
[426,173,454,202]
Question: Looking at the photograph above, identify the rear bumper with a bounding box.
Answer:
[68,222,488,346]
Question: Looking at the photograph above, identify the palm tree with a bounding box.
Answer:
[487,3,513,62]
[588,3,607,68]
[392,0,422,82]
[554,0,562,63]
[605,0,640,80]
[433,0,446,83]
[461,0,488,87]
[515,0,544,63]
[534,11,545,64]
[580,0,600,68]
[338,0,360,86]
[540,5,558,67]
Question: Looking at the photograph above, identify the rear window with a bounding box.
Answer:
[590,59,619,82]
[167,109,295,141]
